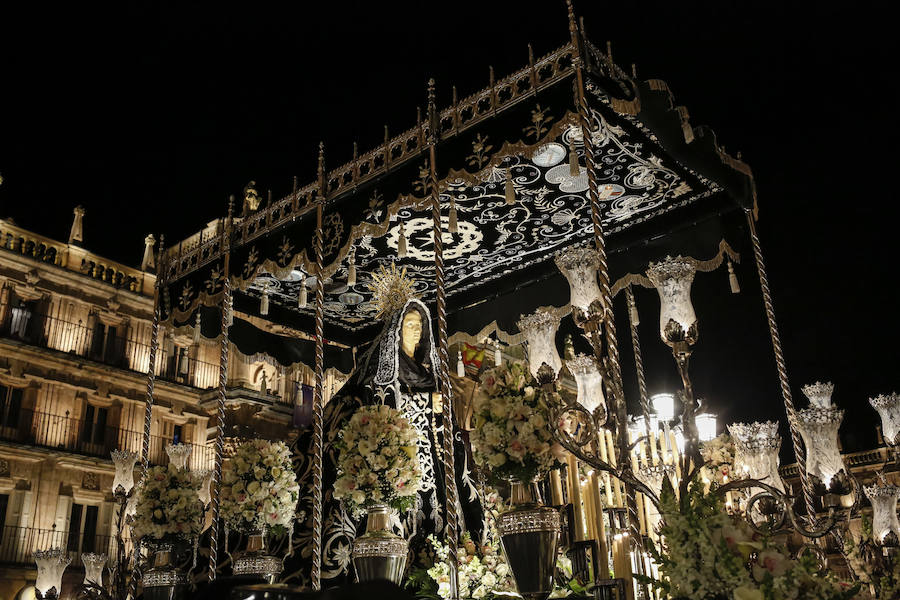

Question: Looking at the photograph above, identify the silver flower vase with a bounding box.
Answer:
[232,529,282,582]
[142,538,192,600]
[497,479,561,600]
[351,504,408,584]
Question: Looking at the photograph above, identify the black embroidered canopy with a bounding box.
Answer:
[160,39,754,353]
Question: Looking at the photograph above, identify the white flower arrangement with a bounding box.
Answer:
[220,439,299,535]
[470,361,565,482]
[699,432,735,486]
[333,404,423,517]
[131,464,203,541]
[426,532,514,600]
[641,480,859,600]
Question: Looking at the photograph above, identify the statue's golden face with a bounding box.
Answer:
[401,310,423,356]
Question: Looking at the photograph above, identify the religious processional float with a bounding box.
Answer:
[28,2,900,600]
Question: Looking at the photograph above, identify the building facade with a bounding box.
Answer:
[0,211,318,599]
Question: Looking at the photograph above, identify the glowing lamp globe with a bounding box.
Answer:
[566,353,605,416]
[651,393,675,423]
[795,382,845,488]
[110,449,139,495]
[554,245,602,314]
[646,256,698,345]
[82,552,106,587]
[864,484,900,544]
[33,549,70,599]
[728,421,785,494]
[694,413,717,442]
[870,393,900,446]
[517,307,562,379]
[166,442,192,471]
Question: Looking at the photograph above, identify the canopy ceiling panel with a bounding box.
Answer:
[161,40,754,348]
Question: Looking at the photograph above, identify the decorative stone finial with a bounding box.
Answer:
[141,234,156,271]
[69,205,85,245]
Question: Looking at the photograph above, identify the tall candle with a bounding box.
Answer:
[550,469,564,506]
[612,533,635,600]
[582,479,598,541]
[566,453,586,540]
[635,493,647,535]
[598,436,614,505]
[649,430,658,465]
[590,472,609,572]
[605,430,617,467]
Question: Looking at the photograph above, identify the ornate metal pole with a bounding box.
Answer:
[311,143,327,591]
[744,209,817,525]
[130,234,164,600]
[427,79,460,600]
[208,210,233,582]
[567,3,646,595]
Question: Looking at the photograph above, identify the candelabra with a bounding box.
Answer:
[646,255,703,489]
[102,449,140,599]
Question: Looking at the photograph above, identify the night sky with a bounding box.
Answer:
[1,2,897,457]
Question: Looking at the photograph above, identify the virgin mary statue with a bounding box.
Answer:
[288,293,485,586]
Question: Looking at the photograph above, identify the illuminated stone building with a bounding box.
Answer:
[0,209,322,598]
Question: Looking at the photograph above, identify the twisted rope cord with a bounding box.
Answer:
[626,287,652,434]
[429,133,460,597]
[745,211,817,525]
[311,202,326,590]
[208,275,230,581]
[576,76,644,555]
[129,278,162,599]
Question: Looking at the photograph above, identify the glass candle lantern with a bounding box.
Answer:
[33,549,70,599]
[554,245,602,313]
[166,442,192,471]
[795,382,845,489]
[694,412,717,442]
[636,464,675,531]
[517,307,562,378]
[82,552,106,587]
[864,484,900,543]
[110,449,139,495]
[728,421,785,493]
[197,469,213,507]
[651,393,675,423]
[870,393,900,446]
[646,256,698,345]
[566,353,605,416]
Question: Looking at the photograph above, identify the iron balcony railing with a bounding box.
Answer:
[0,302,219,389]
[0,408,215,471]
[0,525,121,567]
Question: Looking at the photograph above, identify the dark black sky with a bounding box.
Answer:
[1,2,897,456]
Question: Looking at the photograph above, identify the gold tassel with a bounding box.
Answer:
[260,289,270,316]
[569,139,580,176]
[298,278,308,308]
[449,199,459,233]
[226,304,233,327]
[494,339,502,366]
[398,221,408,258]
[728,259,740,294]
[347,255,357,287]
[629,298,640,326]
[457,351,465,378]
[193,312,201,345]
[505,168,516,205]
